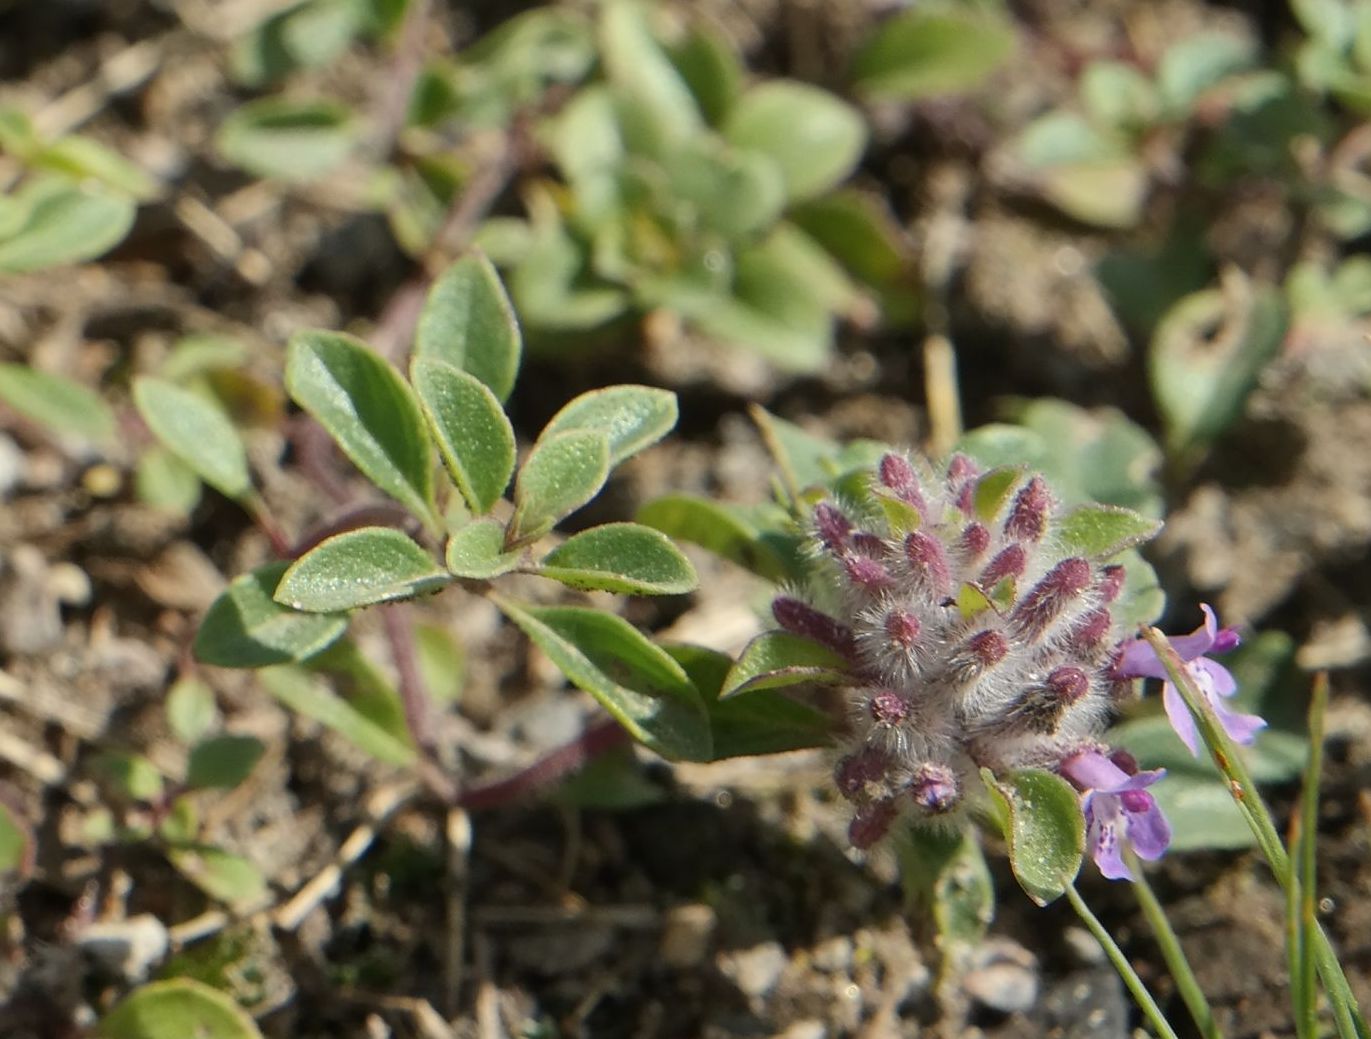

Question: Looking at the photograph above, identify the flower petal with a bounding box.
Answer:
[1125,798,1172,861]
[1191,657,1237,700]
[1214,700,1267,746]
[1163,605,1219,661]
[1163,681,1200,755]
[1060,749,1127,791]
[1114,639,1168,680]
[1088,804,1133,881]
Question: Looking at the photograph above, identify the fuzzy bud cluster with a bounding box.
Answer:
[776,453,1134,850]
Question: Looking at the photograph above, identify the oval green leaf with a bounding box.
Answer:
[1055,503,1162,559]
[723,80,867,202]
[0,363,116,444]
[539,385,678,468]
[721,631,851,698]
[537,522,697,595]
[985,767,1085,906]
[494,597,711,761]
[0,181,135,273]
[194,563,349,668]
[414,252,523,402]
[286,331,436,525]
[509,429,610,545]
[216,97,355,181]
[276,527,450,613]
[186,735,265,790]
[166,677,218,745]
[258,665,415,766]
[635,494,793,583]
[445,517,522,578]
[167,846,268,909]
[852,11,1015,101]
[99,977,265,1039]
[411,358,515,514]
[133,376,251,500]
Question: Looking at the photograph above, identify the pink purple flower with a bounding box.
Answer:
[1114,605,1264,755]
[1060,749,1171,881]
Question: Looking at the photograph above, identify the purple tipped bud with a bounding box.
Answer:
[980,544,1027,586]
[1109,749,1139,774]
[851,531,888,558]
[1002,666,1087,734]
[958,522,991,561]
[835,747,889,799]
[849,799,898,849]
[1046,666,1090,703]
[843,555,895,591]
[1098,565,1125,603]
[1012,557,1092,636]
[954,481,975,515]
[909,763,960,814]
[773,597,857,659]
[870,689,911,725]
[884,609,921,648]
[946,454,979,483]
[949,629,1009,684]
[1005,476,1052,542]
[814,503,852,551]
[879,453,927,513]
[1069,607,1112,655]
[904,531,951,594]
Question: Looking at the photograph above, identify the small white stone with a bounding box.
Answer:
[78,914,169,981]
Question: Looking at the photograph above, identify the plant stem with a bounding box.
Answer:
[1065,882,1181,1039]
[1127,855,1222,1039]
[458,718,628,811]
[382,602,457,803]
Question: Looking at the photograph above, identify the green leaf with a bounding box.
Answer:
[1157,32,1252,114]
[286,331,436,524]
[445,517,522,578]
[985,767,1085,906]
[136,446,202,514]
[414,252,522,402]
[1111,549,1166,630]
[636,494,793,583]
[99,977,265,1039]
[508,429,611,545]
[896,825,994,949]
[852,11,1015,101]
[539,385,678,468]
[723,81,867,202]
[722,632,851,697]
[494,598,711,761]
[670,644,834,759]
[415,622,465,705]
[166,677,218,745]
[216,98,355,181]
[259,665,416,765]
[411,358,515,514]
[276,527,450,613]
[167,846,269,908]
[185,735,265,790]
[971,466,1023,522]
[0,363,115,444]
[598,0,702,152]
[133,377,251,500]
[194,563,349,668]
[36,136,159,199]
[537,522,697,595]
[1149,284,1288,459]
[0,181,135,272]
[92,751,164,802]
[668,22,744,125]
[1055,503,1162,559]
[0,802,31,874]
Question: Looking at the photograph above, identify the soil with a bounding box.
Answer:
[2,2,1370,1039]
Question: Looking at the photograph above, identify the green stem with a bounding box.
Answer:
[1141,630,1369,1039]
[1128,855,1223,1039]
[1065,882,1181,1039]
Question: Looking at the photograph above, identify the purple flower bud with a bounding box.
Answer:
[904,531,951,594]
[773,597,857,659]
[843,555,895,591]
[814,502,852,552]
[1098,565,1125,604]
[878,453,927,514]
[884,609,921,648]
[909,763,960,814]
[870,689,911,725]
[1068,607,1112,656]
[958,522,991,562]
[835,747,889,799]
[1047,665,1090,702]
[980,543,1027,586]
[1012,557,1091,637]
[1109,749,1139,774]
[849,799,898,849]
[1005,476,1051,542]
[948,628,1009,684]
[851,531,889,558]
[954,481,975,515]
[1003,666,1089,733]
[946,454,979,483]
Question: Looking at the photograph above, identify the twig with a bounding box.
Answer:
[381,603,458,803]
[458,718,629,811]
[368,0,435,159]
[444,806,472,1019]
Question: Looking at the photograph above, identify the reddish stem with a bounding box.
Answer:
[458,719,629,812]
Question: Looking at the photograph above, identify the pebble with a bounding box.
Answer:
[779,1021,826,1039]
[963,937,1040,1014]
[719,940,788,1000]
[810,935,853,973]
[78,914,169,981]
[659,903,716,969]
